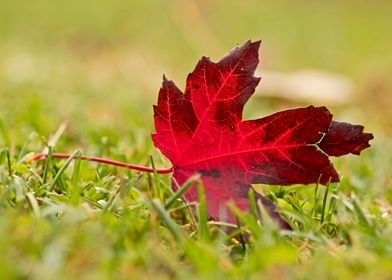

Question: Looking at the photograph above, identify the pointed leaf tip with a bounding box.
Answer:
[319,121,374,157]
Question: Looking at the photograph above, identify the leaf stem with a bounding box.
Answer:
[28,152,173,174]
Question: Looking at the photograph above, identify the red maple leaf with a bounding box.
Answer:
[152,40,373,228]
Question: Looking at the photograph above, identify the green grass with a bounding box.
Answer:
[1,0,392,279]
[0,135,391,279]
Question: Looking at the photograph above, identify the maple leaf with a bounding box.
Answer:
[152,40,373,228]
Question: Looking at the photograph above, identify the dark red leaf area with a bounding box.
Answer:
[319,121,374,157]
[152,40,373,227]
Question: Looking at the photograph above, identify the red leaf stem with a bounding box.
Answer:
[29,153,173,174]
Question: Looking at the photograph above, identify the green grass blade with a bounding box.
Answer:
[312,181,320,217]
[43,146,53,184]
[28,167,44,185]
[149,155,162,200]
[197,183,209,241]
[6,148,12,177]
[352,199,371,227]
[320,183,331,224]
[49,150,80,191]
[17,132,37,163]
[165,174,199,209]
[151,198,183,242]
[70,154,82,205]
[25,192,41,217]
[248,188,258,220]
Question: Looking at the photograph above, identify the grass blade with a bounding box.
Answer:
[6,148,12,177]
[248,188,258,220]
[165,174,200,209]
[352,199,371,227]
[320,183,331,224]
[49,150,80,191]
[149,155,165,201]
[151,198,183,241]
[17,132,37,163]
[197,183,209,241]
[43,146,53,184]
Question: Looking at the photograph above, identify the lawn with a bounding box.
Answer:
[0,1,391,279]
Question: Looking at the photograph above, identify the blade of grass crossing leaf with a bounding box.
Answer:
[226,204,248,238]
[49,150,79,191]
[197,183,209,241]
[151,198,183,241]
[235,216,247,251]
[148,156,173,200]
[257,199,274,228]
[227,204,259,240]
[165,174,200,209]
[248,189,258,220]
[168,201,197,213]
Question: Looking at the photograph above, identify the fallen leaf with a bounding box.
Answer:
[152,40,373,228]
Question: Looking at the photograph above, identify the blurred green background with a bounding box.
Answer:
[1,0,392,131]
